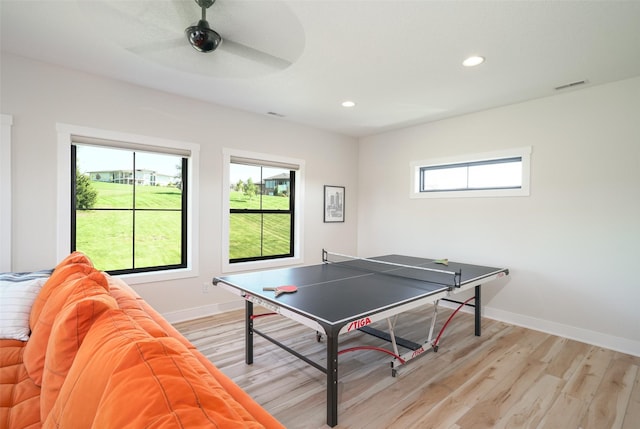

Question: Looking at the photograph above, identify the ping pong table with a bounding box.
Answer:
[213,250,509,427]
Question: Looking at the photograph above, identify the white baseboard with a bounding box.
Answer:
[439,300,640,357]
[162,299,244,324]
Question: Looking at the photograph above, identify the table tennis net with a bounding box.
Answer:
[323,250,461,288]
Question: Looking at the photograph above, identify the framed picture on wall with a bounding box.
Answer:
[324,185,345,223]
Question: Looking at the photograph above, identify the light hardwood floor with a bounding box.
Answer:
[174,306,640,429]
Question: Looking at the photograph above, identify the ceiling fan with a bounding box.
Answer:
[78,0,303,77]
[183,0,290,69]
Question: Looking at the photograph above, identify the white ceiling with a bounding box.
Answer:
[2,0,640,137]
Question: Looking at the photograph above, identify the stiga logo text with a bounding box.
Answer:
[411,347,426,359]
[347,317,372,332]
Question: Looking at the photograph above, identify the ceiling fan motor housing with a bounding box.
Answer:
[196,0,216,9]
[186,19,222,52]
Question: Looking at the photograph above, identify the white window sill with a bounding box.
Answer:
[222,256,303,274]
[117,267,199,285]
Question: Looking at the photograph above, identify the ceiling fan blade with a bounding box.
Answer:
[221,39,292,70]
[127,37,185,55]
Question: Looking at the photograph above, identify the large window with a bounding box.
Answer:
[411,147,531,198]
[222,149,304,271]
[72,143,187,274]
[57,123,199,283]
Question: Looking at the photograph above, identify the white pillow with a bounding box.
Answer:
[0,271,51,341]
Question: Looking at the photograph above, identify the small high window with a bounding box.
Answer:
[411,147,531,198]
[421,157,523,192]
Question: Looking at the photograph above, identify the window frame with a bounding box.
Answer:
[57,123,200,284]
[222,148,304,273]
[229,169,295,263]
[71,144,189,275]
[410,147,532,199]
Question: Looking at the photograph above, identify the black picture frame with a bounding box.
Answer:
[324,185,345,223]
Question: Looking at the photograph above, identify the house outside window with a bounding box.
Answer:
[264,173,291,197]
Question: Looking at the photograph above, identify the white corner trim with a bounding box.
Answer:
[0,114,13,271]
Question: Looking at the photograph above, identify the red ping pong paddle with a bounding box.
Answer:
[263,285,298,297]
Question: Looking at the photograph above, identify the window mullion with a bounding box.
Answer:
[132,152,136,270]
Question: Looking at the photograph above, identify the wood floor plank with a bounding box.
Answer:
[580,358,638,429]
[622,365,640,429]
[405,395,472,429]
[562,346,614,402]
[454,355,547,427]
[492,373,565,429]
[535,392,590,429]
[538,336,592,380]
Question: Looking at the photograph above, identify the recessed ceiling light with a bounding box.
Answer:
[462,56,485,67]
[341,100,356,108]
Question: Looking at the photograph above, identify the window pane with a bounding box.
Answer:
[229,213,291,259]
[261,191,291,210]
[230,164,262,208]
[262,213,291,256]
[92,183,134,209]
[422,166,467,191]
[75,210,133,271]
[262,167,290,209]
[468,161,522,189]
[134,181,183,209]
[134,211,182,268]
[135,151,183,195]
[77,145,133,209]
[229,164,291,210]
[229,213,263,259]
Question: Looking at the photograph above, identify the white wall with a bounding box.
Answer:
[0,53,358,319]
[358,76,640,356]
